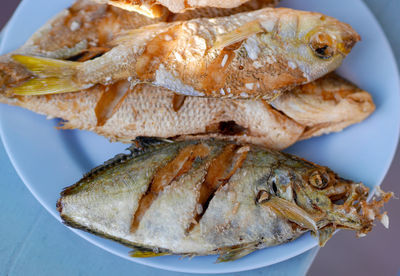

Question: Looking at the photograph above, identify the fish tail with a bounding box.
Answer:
[10,55,81,95]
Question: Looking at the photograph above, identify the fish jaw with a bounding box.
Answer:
[288,166,391,241]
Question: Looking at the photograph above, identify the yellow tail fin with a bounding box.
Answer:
[11,55,81,95]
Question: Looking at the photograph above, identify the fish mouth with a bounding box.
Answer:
[335,22,361,55]
[322,178,392,236]
[278,174,392,246]
[337,33,360,56]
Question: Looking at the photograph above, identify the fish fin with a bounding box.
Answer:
[95,80,131,126]
[10,55,80,95]
[128,137,174,153]
[129,245,170,258]
[211,21,263,51]
[10,77,81,95]
[217,243,258,263]
[111,23,171,45]
[172,94,187,112]
[263,197,319,234]
[62,137,176,196]
[317,224,336,246]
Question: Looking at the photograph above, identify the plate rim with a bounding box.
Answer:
[1,0,399,273]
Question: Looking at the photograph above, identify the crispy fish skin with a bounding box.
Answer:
[94,0,277,16]
[21,0,277,57]
[0,0,276,92]
[0,82,303,149]
[57,139,391,260]
[169,0,279,21]
[10,8,360,101]
[21,0,162,58]
[0,73,375,150]
[0,1,373,149]
[272,73,376,139]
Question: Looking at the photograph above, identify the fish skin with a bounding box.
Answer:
[271,73,376,140]
[93,0,278,16]
[169,0,279,21]
[11,0,277,61]
[10,8,360,101]
[0,1,373,149]
[0,0,277,91]
[0,73,375,150]
[57,139,390,259]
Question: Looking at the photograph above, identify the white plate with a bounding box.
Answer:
[1,0,399,273]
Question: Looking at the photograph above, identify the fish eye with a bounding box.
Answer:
[309,170,329,189]
[309,32,336,59]
[256,190,270,204]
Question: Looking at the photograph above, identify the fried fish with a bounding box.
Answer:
[0,1,374,150]
[57,139,391,261]
[93,0,278,17]
[9,8,360,101]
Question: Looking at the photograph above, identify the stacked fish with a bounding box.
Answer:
[0,0,391,262]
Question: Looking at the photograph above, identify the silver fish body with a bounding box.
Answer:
[57,139,389,261]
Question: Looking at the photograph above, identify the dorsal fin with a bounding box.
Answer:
[61,137,175,197]
[128,136,174,153]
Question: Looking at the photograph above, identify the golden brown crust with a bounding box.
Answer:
[272,73,375,139]
[0,81,304,150]
[168,0,279,21]
[94,0,278,15]
[0,0,373,150]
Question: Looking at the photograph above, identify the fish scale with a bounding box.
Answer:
[57,139,391,261]
[11,7,360,101]
[0,1,373,149]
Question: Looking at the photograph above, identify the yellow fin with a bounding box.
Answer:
[264,197,318,233]
[111,23,171,45]
[12,55,79,77]
[10,77,82,95]
[211,21,263,51]
[11,55,81,95]
[130,248,170,258]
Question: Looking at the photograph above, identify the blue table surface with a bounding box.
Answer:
[0,0,399,275]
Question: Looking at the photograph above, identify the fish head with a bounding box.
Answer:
[259,157,390,245]
[260,9,361,81]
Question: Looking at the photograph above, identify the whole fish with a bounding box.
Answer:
[93,0,278,17]
[9,8,360,101]
[0,73,374,150]
[0,1,373,149]
[57,139,391,261]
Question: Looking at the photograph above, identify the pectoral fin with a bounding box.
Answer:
[130,246,170,258]
[211,21,263,51]
[264,197,319,234]
[317,224,336,246]
[217,242,258,263]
